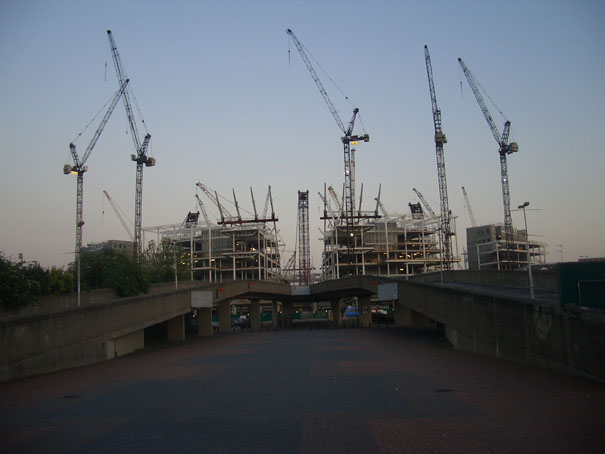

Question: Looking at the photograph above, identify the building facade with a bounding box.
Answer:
[466,224,547,270]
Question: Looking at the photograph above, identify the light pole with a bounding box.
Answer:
[518,201,534,299]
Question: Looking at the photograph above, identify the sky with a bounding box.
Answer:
[1,0,604,269]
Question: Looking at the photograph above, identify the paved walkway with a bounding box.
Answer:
[1,327,604,453]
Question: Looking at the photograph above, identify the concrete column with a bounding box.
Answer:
[250,299,261,332]
[114,330,144,357]
[394,305,412,327]
[331,300,342,329]
[282,302,291,329]
[219,300,231,334]
[272,301,279,329]
[197,307,213,337]
[358,295,372,328]
[167,314,185,342]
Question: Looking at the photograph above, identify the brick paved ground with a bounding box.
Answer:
[1,327,604,453]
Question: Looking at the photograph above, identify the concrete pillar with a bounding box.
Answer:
[358,295,372,328]
[114,330,144,357]
[282,302,291,329]
[272,301,279,329]
[219,300,231,334]
[197,307,213,337]
[167,314,185,342]
[250,299,261,332]
[331,300,342,329]
[394,305,412,327]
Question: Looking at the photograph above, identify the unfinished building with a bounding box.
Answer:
[466,224,547,270]
[320,194,459,279]
[144,184,281,282]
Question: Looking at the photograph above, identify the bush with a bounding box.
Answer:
[0,253,44,310]
[77,249,149,297]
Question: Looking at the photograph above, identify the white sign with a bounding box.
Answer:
[377,283,398,301]
[191,290,213,308]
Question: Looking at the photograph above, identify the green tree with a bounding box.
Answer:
[0,253,43,310]
[141,239,189,284]
[77,249,149,297]
[48,266,74,294]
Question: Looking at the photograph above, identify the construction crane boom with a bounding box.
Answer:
[195,194,211,225]
[287,28,369,229]
[374,198,388,217]
[413,188,436,218]
[195,182,234,223]
[107,30,155,258]
[64,80,129,258]
[327,185,343,214]
[461,186,477,227]
[103,190,133,240]
[262,186,271,219]
[286,28,345,134]
[458,58,519,260]
[424,45,452,268]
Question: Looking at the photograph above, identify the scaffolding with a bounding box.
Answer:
[320,197,458,279]
[144,221,281,282]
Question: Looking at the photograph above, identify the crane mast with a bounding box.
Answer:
[424,45,452,268]
[64,80,129,259]
[107,30,155,259]
[458,58,519,264]
[286,28,369,230]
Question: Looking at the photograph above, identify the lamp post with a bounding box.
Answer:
[518,201,534,299]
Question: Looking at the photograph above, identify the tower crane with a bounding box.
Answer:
[107,30,155,259]
[195,182,234,223]
[103,190,133,240]
[262,186,272,219]
[461,186,477,227]
[424,45,452,268]
[413,188,436,218]
[373,185,388,218]
[327,185,343,215]
[458,58,519,263]
[195,194,212,225]
[64,80,129,261]
[64,80,128,306]
[374,198,388,218]
[286,28,369,228]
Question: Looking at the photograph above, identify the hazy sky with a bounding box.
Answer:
[1,0,604,269]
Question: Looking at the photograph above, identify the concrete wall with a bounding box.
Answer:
[409,270,559,291]
[397,280,605,382]
[0,281,203,319]
[0,287,195,382]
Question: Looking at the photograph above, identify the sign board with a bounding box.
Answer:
[191,290,213,308]
[291,286,311,296]
[377,283,398,302]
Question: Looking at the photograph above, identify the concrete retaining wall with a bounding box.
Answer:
[397,281,605,382]
[0,281,202,319]
[409,270,559,291]
[0,287,195,382]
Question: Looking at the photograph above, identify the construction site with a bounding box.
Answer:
[67,30,547,289]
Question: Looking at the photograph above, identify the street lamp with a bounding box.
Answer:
[518,201,534,299]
